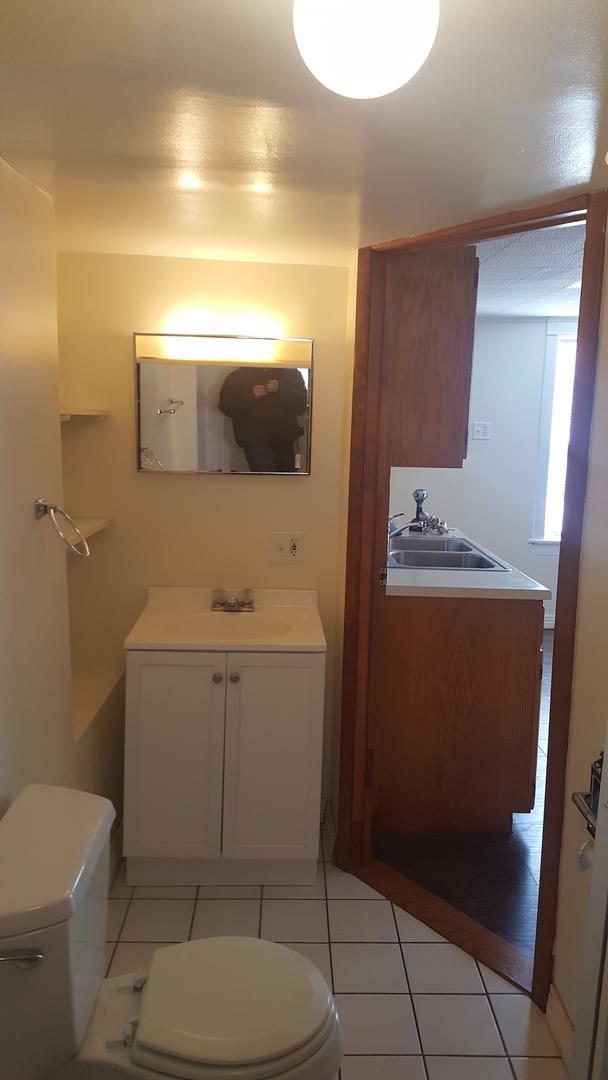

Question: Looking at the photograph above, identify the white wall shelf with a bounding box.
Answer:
[72,664,124,742]
[73,517,110,541]
[60,409,109,422]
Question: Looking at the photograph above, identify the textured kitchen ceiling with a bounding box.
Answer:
[476,223,585,317]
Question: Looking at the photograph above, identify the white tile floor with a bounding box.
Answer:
[106,818,567,1078]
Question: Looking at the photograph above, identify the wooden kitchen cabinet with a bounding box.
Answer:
[372,596,544,835]
[380,246,479,469]
[124,649,325,863]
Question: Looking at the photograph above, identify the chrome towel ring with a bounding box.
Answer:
[34,499,91,558]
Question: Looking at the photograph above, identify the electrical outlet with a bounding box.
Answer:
[271,532,304,563]
[472,421,492,440]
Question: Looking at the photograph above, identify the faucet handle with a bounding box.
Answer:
[427,515,448,534]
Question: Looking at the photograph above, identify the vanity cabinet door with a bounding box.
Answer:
[124,650,227,858]
[222,652,325,860]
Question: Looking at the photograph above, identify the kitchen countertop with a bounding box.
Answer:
[385,529,551,601]
[125,587,327,652]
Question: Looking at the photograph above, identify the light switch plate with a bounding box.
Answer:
[472,421,492,440]
[271,532,304,563]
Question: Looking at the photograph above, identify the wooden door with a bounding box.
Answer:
[124,650,227,858]
[344,244,479,863]
[222,652,325,860]
[338,193,607,1006]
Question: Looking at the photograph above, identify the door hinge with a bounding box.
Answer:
[379,568,387,586]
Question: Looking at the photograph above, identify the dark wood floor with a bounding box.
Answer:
[375,631,553,956]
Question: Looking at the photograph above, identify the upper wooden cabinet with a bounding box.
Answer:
[376,245,479,469]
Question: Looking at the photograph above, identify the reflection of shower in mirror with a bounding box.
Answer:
[156,398,184,416]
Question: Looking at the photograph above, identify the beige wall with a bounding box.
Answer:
[552,249,608,1022]
[0,159,122,814]
[57,253,351,797]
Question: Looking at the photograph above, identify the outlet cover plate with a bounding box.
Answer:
[271,532,304,563]
[472,421,492,440]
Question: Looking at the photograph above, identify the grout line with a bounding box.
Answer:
[485,987,518,1080]
[475,958,491,995]
[106,888,135,973]
[321,856,336,993]
[326,811,341,1080]
[391,902,430,1079]
[113,893,133,944]
[342,1052,511,1058]
[105,940,118,975]
[186,894,198,941]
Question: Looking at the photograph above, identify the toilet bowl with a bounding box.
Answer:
[0,785,341,1080]
[68,937,341,1080]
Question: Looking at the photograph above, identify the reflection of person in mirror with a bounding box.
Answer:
[218,367,308,472]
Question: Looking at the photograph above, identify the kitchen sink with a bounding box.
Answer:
[389,537,473,553]
[388,545,509,571]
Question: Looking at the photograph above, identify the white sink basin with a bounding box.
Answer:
[124,588,327,652]
[163,612,292,641]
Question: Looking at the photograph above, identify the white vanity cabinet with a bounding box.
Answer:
[124,651,227,859]
[222,652,325,860]
[123,647,326,875]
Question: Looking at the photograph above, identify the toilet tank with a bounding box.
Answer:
[0,784,115,1080]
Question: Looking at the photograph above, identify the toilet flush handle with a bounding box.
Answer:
[0,949,44,970]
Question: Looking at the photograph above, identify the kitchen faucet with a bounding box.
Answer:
[391,489,448,537]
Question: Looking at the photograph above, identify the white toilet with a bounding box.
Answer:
[0,785,342,1080]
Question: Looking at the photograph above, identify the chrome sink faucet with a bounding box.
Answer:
[211,588,255,612]
[391,489,448,537]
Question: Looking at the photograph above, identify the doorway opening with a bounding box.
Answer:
[336,193,607,1005]
[375,223,585,958]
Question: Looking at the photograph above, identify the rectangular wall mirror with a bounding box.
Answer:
[134,333,314,475]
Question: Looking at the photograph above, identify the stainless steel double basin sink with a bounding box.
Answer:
[388,534,509,571]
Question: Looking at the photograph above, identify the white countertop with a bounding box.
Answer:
[125,587,327,652]
[385,530,551,601]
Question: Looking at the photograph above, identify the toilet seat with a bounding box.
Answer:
[130,937,338,1080]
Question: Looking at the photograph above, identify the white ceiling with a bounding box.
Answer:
[476,223,586,317]
[0,0,606,264]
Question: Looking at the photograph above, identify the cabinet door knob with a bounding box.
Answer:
[229,672,240,684]
[212,672,224,684]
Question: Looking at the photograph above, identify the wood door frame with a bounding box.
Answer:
[336,191,608,1007]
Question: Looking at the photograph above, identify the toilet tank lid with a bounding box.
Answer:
[0,784,115,939]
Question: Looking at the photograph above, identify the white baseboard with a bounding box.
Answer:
[126,856,318,886]
[546,983,574,1070]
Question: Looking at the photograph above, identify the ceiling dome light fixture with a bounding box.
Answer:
[177,170,204,190]
[292,0,440,100]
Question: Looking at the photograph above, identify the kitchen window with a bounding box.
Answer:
[532,319,578,544]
